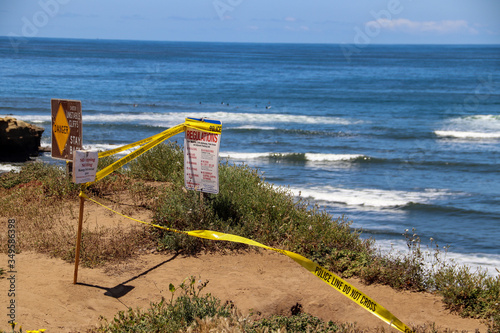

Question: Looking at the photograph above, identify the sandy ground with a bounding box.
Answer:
[1,251,488,332]
[0,193,489,332]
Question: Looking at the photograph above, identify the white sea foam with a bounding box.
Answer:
[3,114,50,123]
[220,152,272,160]
[375,239,500,277]
[84,143,125,151]
[220,152,365,162]
[9,112,357,127]
[435,130,500,139]
[0,164,21,173]
[290,186,453,208]
[304,153,364,161]
[230,125,278,130]
[453,114,500,129]
[81,144,136,156]
[230,113,355,125]
[436,114,500,140]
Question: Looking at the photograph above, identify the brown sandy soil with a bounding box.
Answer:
[1,194,489,332]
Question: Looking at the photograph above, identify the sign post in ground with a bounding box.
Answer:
[51,98,84,284]
[73,191,85,284]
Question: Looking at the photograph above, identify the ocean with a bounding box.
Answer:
[1,37,499,275]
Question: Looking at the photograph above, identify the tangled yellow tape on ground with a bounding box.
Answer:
[81,119,414,333]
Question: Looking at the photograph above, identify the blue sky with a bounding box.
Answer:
[1,0,499,44]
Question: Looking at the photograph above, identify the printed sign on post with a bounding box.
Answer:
[51,99,82,160]
[72,150,98,184]
[184,118,222,194]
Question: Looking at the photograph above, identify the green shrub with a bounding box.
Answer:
[95,276,366,333]
[249,313,341,332]
[153,185,219,254]
[360,229,430,291]
[149,159,372,266]
[433,265,500,330]
[127,141,184,184]
[95,276,232,332]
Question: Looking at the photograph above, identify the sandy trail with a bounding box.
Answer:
[1,250,487,332]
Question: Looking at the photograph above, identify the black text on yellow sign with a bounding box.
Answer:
[51,99,82,160]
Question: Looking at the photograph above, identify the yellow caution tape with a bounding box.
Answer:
[84,124,185,187]
[185,117,222,134]
[97,129,169,158]
[89,119,222,187]
[79,190,414,333]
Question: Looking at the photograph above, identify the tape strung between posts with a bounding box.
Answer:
[86,120,223,187]
[82,120,412,332]
[79,191,414,333]
[97,119,222,159]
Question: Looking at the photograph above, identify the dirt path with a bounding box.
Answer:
[1,250,487,332]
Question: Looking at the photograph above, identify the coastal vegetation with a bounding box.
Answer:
[0,142,498,332]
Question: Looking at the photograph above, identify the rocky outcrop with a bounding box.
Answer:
[0,116,45,162]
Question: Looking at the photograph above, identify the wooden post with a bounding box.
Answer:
[66,161,73,180]
[73,191,85,284]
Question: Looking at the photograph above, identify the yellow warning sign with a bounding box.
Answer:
[53,103,70,156]
[51,99,82,160]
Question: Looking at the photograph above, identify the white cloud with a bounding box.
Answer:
[284,25,309,32]
[366,18,478,34]
[285,17,297,22]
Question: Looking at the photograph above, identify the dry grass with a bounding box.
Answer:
[0,172,156,268]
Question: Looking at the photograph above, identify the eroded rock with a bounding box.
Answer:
[0,116,45,162]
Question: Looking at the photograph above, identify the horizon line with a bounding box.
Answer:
[1,35,499,46]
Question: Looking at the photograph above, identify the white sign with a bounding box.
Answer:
[72,150,98,184]
[184,122,221,194]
